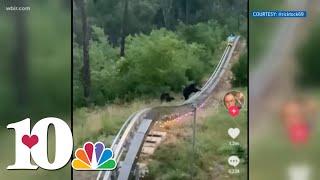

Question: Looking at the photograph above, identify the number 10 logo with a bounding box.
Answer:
[7,118,73,170]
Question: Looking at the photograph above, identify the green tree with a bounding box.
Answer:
[74,0,91,105]
[117,29,211,98]
[231,53,247,87]
[297,23,320,87]
[177,20,227,54]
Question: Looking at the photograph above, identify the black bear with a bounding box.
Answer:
[183,83,200,100]
[160,93,175,102]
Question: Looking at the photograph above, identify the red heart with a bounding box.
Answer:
[228,105,240,117]
[288,123,309,144]
[22,135,38,149]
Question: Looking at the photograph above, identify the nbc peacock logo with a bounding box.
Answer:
[72,141,117,170]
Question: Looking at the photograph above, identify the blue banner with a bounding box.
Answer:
[251,10,307,18]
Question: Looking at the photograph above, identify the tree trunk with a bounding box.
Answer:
[76,0,91,104]
[185,0,190,24]
[120,0,129,57]
[161,0,173,29]
[12,0,28,108]
[162,9,167,28]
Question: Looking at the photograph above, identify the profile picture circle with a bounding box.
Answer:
[223,90,245,109]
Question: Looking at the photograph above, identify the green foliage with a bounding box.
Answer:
[0,1,71,124]
[74,26,119,107]
[297,23,320,87]
[232,53,248,87]
[75,0,247,46]
[119,29,211,97]
[73,27,218,107]
[0,1,71,180]
[177,20,227,54]
[85,0,160,45]
[73,36,85,107]
[148,143,191,179]
[73,0,247,107]
[89,26,119,104]
[217,143,247,159]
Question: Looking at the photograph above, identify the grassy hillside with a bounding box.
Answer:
[146,88,247,179]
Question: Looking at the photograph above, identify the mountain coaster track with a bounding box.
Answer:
[97,36,241,180]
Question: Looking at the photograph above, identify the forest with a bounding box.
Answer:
[73,0,248,107]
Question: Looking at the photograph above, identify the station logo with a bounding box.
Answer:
[72,142,117,170]
[7,118,73,170]
[6,118,116,171]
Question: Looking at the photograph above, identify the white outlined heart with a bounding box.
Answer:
[228,128,240,139]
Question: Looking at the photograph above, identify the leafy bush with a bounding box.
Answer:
[89,26,119,105]
[73,39,85,107]
[177,20,227,54]
[74,22,233,107]
[74,27,216,107]
[231,53,248,87]
[73,26,119,107]
[119,29,212,98]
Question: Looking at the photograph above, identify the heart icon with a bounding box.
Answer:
[228,106,240,117]
[228,128,240,139]
[22,135,38,149]
[288,123,309,144]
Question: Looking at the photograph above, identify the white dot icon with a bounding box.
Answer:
[228,156,240,167]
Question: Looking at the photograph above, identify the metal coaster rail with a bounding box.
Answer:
[97,36,240,180]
